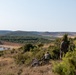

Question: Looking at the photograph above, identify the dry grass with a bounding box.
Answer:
[0,45,21,50]
[22,64,55,75]
[0,56,55,75]
[0,42,56,75]
[0,41,23,50]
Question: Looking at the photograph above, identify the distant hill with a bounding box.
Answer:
[0,30,12,35]
[39,32,76,37]
[0,30,76,37]
[6,31,39,36]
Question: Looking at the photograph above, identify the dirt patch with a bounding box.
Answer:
[1,41,23,46]
[0,41,23,49]
[0,45,21,49]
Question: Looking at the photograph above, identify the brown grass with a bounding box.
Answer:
[22,64,55,75]
[0,56,55,75]
[0,42,56,75]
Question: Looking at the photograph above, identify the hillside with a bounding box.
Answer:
[0,30,76,37]
[0,34,76,75]
[5,31,40,37]
[0,30,12,35]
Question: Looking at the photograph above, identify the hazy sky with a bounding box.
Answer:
[0,0,76,32]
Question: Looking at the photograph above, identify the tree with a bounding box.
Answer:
[23,44,34,52]
[62,34,68,42]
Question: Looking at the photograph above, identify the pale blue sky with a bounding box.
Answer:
[0,0,76,32]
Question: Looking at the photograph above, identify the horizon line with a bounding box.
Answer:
[0,29,76,32]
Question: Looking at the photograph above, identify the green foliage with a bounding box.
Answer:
[37,43,44,47]
[50,34,72,59]
[52,51,76,75]
[13,34,75,67]
[14,53,26,64]
[0,36,51,44]
[63,34,68,42]
[69,38,75,51]
[0,51,4,57]
[48,38,61,59]
[50,47,60,59]
[14,45,47,65]
[35,50,45,60]
[14,52,34,65]
[23,44,34,52]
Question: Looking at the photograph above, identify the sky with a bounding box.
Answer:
[0,0,76,32]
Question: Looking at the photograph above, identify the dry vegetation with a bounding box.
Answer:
[0,55,55,75]
[0,35,76,75]
[0,41,55,75]
[0,41,23,49]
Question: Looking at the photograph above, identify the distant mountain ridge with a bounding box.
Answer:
[0,30,12,35]
[0,30,76,37]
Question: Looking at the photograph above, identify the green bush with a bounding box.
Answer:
[49,38,61,59]
[14,53,26,64]
[52,51,76,75]
[23,44,34,52]
[0,51,4,57]
[48,46,60,59]
[37,43,44,47]
[14,52,34,65]
[35,50,45,60]
[51,47,60,59]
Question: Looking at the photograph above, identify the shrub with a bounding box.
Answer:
[0,51,4,57]
[37,43,44,47]
[52,51,76,75]
[49,46,60,59]
[49,38,61,59]
[14,52,34,65]
[35,50,45,60]
[14,53,26,64]
[23,44,34,52]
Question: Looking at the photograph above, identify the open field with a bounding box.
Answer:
[0,41,23,50]
[0,45,21,49]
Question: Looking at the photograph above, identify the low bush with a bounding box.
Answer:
[0,51,4,57]
[23,44,34,52]
[52,51,76,75]
[14,52,34,65]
